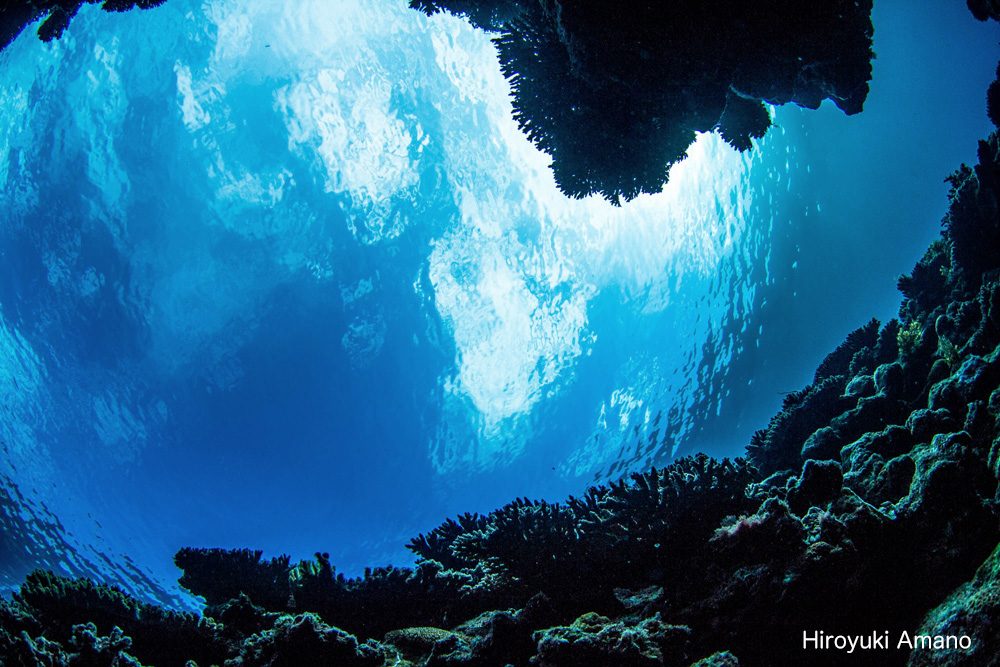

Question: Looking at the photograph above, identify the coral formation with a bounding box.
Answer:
[0,1,167,52]
[1,570,226,666]
[410,0,873,203]
[969,0,1000,22]
[173,548,293,611]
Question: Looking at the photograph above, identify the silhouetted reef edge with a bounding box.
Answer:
[3,0,875,204]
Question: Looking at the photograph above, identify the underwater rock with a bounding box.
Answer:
[785,459,843,516]
[382,626,469,664]
[689,498,864,665]
[689,653,740,667]
[830,393,911,450]
[747,320,898,474]
[531,612,691,667]
[410,0,873,203]
[800,425,846,462]
[906,408,961,445]
[908,542,1000,667]
[227,612,382,667]
[874,361,906,397]
[747,375,854,475]
[437,593,560,667]
[887,431,1000,612]
[840,425,915,504]
[845,373,877,398]
[927,355,995,416]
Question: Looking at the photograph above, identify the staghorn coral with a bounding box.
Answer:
[813,318,882,384]
[898,239,955,328]
[449,499,582,585]
[403,455,758,616]
[406,512,490,571]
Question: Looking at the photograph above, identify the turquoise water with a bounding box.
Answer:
[0,0,996,606]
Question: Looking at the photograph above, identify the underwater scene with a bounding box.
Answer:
[1,0,1000,664]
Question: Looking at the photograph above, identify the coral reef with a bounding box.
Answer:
[410,0,874,203]
[3,4,1000,667]
[531,612,690,667]
[1,570,227,666]
[969,0,1000,22]
[173,548,293,611]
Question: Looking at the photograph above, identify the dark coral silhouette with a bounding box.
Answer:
[1,1,167,52]
[411,0,874,203]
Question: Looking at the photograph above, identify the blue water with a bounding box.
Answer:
[0,0,996,606]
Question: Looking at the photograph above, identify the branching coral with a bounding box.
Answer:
[402,454,758,617]
[989,62,1000,128]
[717,93,772,153]
[174,547,292,611]
[746,375,853,475]
[3,5,1000,667]
[813,317,882,383]
[942,133,1000,293]
[406,512,489,570]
